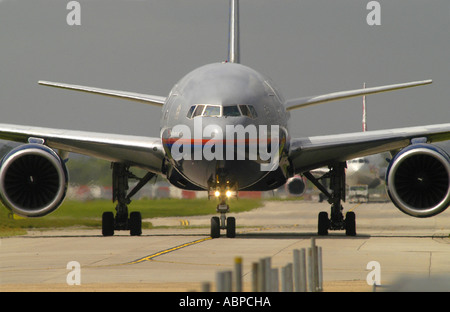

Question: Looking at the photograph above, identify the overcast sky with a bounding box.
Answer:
[0,0,449,140]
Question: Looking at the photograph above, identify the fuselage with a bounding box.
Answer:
[160,62,291,192]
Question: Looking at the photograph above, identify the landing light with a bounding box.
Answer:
[214,190,221,197]
[226,190,232,198]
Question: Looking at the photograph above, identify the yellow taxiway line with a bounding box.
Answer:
[127,237,212,265]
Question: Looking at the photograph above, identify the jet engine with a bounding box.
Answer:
[285,175,306,196]
[0,144,68,217]
[386,143,450,218]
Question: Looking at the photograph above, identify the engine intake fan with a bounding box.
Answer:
[386,144,450,218]
[0,144,68,217]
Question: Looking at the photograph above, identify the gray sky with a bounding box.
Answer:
[0,0,449,139]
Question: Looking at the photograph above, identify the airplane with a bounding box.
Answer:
[0,0,449,238]
[346,84,390,190]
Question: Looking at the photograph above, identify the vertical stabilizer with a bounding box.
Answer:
[228,0,240,63]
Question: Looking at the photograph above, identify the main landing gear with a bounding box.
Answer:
[304,162,356,236]
[210,190,236,238]
[102,163,155,236]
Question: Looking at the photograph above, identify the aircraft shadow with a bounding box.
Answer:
[234,232,371,240]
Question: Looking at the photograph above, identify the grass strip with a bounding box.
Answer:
[0,198,262,236]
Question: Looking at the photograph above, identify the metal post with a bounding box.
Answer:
[294,249,307,292]
[258,258,266,292]
[299,248,307,292]
[224,271,232,292]
[252,262,258,292]
[234,257,243,292]
[201,282,211,292]
[281,263,293,292]
[216,271,225,292]
[213,243,324,293]
[293,249,300,291]
[265,257,272,292]
[271,268,279,292]
[308,247,316,292]
[216,271,232,292]
[311,238,320,292]
[318,246,323,291]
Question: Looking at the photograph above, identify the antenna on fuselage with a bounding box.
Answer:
[228,0,240,63]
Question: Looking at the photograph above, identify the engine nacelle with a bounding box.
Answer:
[285,175,306,196]
[386,143,450,218]
[0,144,68,217]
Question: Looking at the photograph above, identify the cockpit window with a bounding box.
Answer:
[223,105,241,117]
[186,104,258,119]
[248,105,258,118]
[203,105,221,117]
[186,105,196,119]
[239,105,252,118]
[192,104,205,117]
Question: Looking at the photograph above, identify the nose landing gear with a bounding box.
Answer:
[210,191,236,238]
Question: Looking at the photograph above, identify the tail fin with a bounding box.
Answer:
[228,0,240,63]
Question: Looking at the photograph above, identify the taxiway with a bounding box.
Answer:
[1,201,449,291]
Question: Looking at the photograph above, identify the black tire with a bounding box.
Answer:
[102,212,115,236]
[318,211,329,236]
[345,211,356,236]
[226,217,236,238]
[129,211,142,236]
[211,216,220,238]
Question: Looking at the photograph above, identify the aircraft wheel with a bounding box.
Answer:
[102,212,115,236]
[129,211,142,236]
[226,217,236,238]
[211,216,220,238]
[318,211,329,236]
[345,211,356,236]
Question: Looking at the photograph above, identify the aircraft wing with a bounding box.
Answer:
[289,123,450,174]
[0,123,165,174]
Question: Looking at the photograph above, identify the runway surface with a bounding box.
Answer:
[1,200,450,292]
